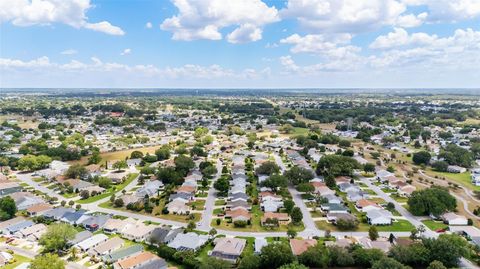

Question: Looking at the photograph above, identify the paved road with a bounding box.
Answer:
[15,172,67,201]
[358,176,437,238]
[197,159,223,231]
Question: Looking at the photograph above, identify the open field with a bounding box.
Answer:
[70,146,161,165]
[77,173,138,204]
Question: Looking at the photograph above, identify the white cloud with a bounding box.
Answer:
[0,0,125,35]
[120,48,131,56]
[281,0,407,33]
[84,21,125,36]
[160,0,279,42]
[402,0,480,22]
[145,22,152,28]
[280,33,359,57]
[61,49,78,55]
[370,28,480,68]
[226,24,262,43]
[395,12,427,27]
[0,56,270,83]
[370,27,437,49]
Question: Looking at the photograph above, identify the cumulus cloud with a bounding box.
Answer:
[0,56,270,82]
[145,22,152,28]
[0,0,125,35]
[402,0,480,22]
[160,0,279,42]
[280,0,407,33]
[369,28,437,49]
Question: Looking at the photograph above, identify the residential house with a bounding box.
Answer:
[366,209,393,225]
[26,203,52,216]
[89,237,125,257]
[5,220,34,235]
[41,207,75,220]
[68,231,93,246]
[121,222,155,242]
[320,203,349,214]
[0,182,22,197]
[166,200,190,215]
[167,232,208,251]
[136,180,163,198]
[210,237,246,262]
[447,165,467,173]
[261,212,290,226]
[398,185,416,197]
[225,208,251,222]
[14,223,46,240]
[356,199,382,213]
[103,244,144,264]
[290,239,317,256]
[146,227,183,246]
[0,251,13,266]
[442,212,468,226]
[81,214,111,231]
[113,251,165,269]
[326,213,357,224]
[75,233,109,251]
[358,237,392,253]
[0,217,25,234]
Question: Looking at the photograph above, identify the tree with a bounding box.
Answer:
[369,226,379,241]
[30,253,65,269]
[316,155,360,177]
[278,262,308,269]
[412,151,431,165]
[290,207,303,223]
[65,164,88,179]
[287,227,297,238]
[112,160,127,171]
[0,196,17,220]
[87,151,101,164]
[439,143,474,168]
[407,187,456,217]
[155,145,171,160]
[328,246,355,267]
[214,176,230,196]
[209,228,217,237]
[389,243,430,266]
[352,247,385,267]
[256,161,280,175]
[18,155,52,171]
[283,200,295,214]
[364,163,376,173]
[79,190,90,200]
[238,254,261,269]
[283,166,313,185]
[422,234,469,268]
[174,154,195,176]
[201,165,218,178]
[157,167,183,185]
[298,244,329,268]
[260,243,295,269]
[371,257,410,269]
[296,182,314,193]
[130,150,144,159]
[199,257,231,269]
[427,260,447,269]
[431,161,448,172]
[39,223,76,252]
[261,174,288,191]
[336,218,358,231]
[114,198,124,207]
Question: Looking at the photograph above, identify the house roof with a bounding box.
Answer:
[104,244,144,263]
[290,239,317,255]
[167,232,208,250]
[261,212,290,222]
[356,199,380,209]
[75,234,108,250]
[69,230,93,245]
[212,237,246,256]
[136,258,168,269]
[26,203,52,214]
[91,237,124,255]
[115,251,160,269]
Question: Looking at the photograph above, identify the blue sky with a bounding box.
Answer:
[1,0,480,88]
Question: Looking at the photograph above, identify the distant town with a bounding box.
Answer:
[0,90,479,269]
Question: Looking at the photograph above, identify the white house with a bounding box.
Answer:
[442,212,468,226]
[366,209,392,225]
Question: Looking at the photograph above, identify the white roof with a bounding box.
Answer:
[75,234,108,250]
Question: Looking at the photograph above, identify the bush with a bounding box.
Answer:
[234,220,248,227]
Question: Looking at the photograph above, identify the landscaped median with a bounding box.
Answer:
[77,173,138,204]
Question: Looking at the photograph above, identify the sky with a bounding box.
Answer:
[1,0,480,89]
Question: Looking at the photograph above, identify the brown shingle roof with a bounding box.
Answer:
[289,239,317,255]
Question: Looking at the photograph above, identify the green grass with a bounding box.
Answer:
[214,199,226,206]
[316,219,414,232]
[77,173,138,204]
[433,171,479,191]
[188,200,206,210]
[3,254,30,269]
[421,220,448,231]
[390,194,409,203]
[235,236,255,256]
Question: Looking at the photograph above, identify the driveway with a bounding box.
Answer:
[197,159,223,231]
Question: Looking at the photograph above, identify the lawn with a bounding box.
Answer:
[70,146,160,165]
[315,219,414,232]
[421,220,448,231]
[4,254,30,269]
[390,194,409,203]
[431,171,479,191]
[214,199,226,206]
[188,200,206,210]
[77,173,138,204]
